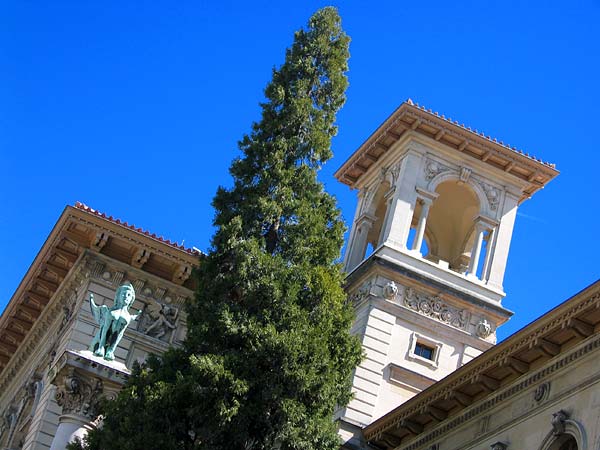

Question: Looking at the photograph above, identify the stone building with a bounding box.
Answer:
[1,100,598,450]
[0,203,198,449]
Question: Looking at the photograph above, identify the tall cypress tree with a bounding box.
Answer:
[74,7,361,450]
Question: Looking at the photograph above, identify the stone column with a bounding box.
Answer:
[411,196,434,254]
[486,192,519,291]
[480,226,496,282]
[468,216,499,280]
[468,222,487,278]
[379,150,423,248]
[48,350,129,450]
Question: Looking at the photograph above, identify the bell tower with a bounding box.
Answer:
[335,100,558,448]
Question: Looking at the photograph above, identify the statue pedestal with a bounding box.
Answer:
[47,350,130,450]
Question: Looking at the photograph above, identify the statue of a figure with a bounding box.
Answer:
[89,282,140,361]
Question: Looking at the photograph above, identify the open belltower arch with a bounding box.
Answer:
[334,100,558,448]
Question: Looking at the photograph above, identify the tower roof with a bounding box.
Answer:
[335,100,559,201]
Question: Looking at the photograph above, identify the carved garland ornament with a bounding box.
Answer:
[479,181,500,211]
[403,288,469,329]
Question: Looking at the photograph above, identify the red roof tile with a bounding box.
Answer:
[74,202,201,256]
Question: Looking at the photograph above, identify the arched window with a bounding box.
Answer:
[550,435,578,450]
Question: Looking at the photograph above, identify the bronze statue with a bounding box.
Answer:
[89,282,140,361]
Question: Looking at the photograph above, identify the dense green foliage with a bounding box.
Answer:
[72,7,361,450]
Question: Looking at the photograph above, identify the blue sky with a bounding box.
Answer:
[1,1,599,341]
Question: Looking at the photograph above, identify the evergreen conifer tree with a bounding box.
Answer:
[73,7,361,450]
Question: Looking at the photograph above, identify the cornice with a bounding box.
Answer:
[335,100,558,202]
[397,333,600,450]
[363,280,600,449]
[0,204,200,374]
[0,253,89,398]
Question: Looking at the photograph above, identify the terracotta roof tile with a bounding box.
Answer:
[74,202,201,256]
[405,98,555,168]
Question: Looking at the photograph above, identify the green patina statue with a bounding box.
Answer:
[89,282,141,361]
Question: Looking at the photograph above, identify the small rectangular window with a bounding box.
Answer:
[414,342,435,360]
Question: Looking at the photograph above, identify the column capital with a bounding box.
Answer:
[49,350,129,420]
[54,368,105,421]
[355,214,377,229]
[415,187,439,204]
[473,214,499,230]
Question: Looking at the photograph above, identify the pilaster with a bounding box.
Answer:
[47,350,129,450]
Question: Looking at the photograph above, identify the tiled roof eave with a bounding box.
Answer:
[335,100,558,193]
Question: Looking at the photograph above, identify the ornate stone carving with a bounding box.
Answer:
[0,375,41,448]
[140,301,179,341]
[383,281,399,301]
[55,368,103,419]
[359,186,377,215]
[534,382,551,402]
[479,181,500,211]
[131,248,150,268]
[425,159,453,181]
[112,271,125,286]
[551,409,569,436]
[403,288,469,329]
[90,261,105,278]
[384,161,402,186]
[459,167,472,183]
[476,318,493,339]
[349,280,373,306]
[92,232,109,251]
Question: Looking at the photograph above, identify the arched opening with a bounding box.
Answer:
[549,435,578,450]
[422,180,480,272]
[364,180,391,258]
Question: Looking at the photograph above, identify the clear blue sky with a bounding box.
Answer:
[1,1,599,341]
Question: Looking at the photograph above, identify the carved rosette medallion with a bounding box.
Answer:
[55,368,104,420]
[403,288,469,329]
[534,382,551,403]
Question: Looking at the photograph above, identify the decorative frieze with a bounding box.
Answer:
[403,288,469,330]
